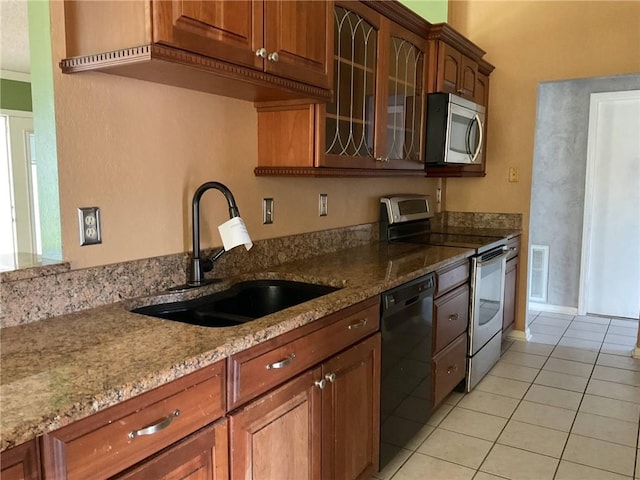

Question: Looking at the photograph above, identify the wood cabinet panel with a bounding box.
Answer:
[152,0,263,70]
[229,368,322,480]
[321,334,380,480]
[437,42,461,95]
[503,256,519,333]
[228,297,379,410]
[41,361,225,480]
[503,235,520,332]
[0,440,40,480]
[435,259,470,297]
[459,55,478,99]
[432,334,467,408]
[264,1,332,89]
[115,420,229,480]
[434,284,470,353]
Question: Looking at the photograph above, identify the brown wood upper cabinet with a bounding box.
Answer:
[255,1,429,176]
[152,1,332,89]
[436,42,478,101]
[61,0,332,102]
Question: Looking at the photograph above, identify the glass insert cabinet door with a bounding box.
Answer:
[324,3,379,165]
[385,29,426,165]
[321,2,427,170]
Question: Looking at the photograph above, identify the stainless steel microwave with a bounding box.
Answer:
[425,93,485,165]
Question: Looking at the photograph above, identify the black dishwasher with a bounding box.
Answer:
[380,273,435,468]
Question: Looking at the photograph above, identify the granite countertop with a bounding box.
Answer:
[0,241,474,452]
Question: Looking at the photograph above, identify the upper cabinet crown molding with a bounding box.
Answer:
[60,0,333,103]
[427,23,489,65]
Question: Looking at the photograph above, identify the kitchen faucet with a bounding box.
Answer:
[189,181,241,287]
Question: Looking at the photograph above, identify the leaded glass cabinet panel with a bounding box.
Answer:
[385,35,425,163]
[325,4,379,162]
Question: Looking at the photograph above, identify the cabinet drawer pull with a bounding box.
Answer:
[448,313,459,322]
[266,353,296,370]
[348,318,368,330]
[446,365,459,374]
[128,409,180,440]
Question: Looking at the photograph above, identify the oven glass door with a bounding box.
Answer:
[470,251,507,354]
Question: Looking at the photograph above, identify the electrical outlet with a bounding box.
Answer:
[508,167,519,183]
[436,188,442,204]
[319,193,328,216]
[78,207,102,245]
[263,198,274,224]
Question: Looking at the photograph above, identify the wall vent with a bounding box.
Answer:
[529,245,549,303]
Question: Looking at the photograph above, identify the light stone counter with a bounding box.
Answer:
[0,241,473,452]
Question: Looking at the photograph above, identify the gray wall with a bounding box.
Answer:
[529,73,640,308]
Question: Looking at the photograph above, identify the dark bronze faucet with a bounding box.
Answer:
[188,182,241,287]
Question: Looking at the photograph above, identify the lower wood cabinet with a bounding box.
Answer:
[432,260,470,408]
[0,439,40,480]
[7,298,381,480]
[115,420,229,480]
[229,333,381,480]
[229,368,322,480]
[40,361,226,480]
[321,334,380,480]
[503,236,521,333]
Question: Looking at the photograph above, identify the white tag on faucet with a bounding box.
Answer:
[218,217,253,252]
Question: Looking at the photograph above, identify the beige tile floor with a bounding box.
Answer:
[375,312,640,480]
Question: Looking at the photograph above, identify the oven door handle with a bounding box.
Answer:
[476,247,509,266]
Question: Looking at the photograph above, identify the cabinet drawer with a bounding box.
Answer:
[432,334,467,407]
[41,361,225,480]
[434,284,469,353]
[435,260,470,297]
[228,297,379,410]
[505,236,521,262]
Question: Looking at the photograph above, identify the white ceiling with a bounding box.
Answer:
[0,0,31,74]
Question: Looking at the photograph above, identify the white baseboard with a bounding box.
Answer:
[528,303,578,315]
[506,328,532,342]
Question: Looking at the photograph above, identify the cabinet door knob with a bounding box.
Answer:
[446,365,459,374]
[267,52,279,62]
[325,372,336,383]
[315,379,326,389]
[256,47,267,58]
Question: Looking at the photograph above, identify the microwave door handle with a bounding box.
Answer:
[470,114,483,163]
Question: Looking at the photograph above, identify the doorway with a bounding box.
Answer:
[527,74,640,318]
[579,90,640,319]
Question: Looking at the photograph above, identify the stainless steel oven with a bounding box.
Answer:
[467,246,508,391]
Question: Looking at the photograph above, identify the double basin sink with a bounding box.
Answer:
[132,279,340,328]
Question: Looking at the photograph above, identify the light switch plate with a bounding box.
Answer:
[78,207,102,245]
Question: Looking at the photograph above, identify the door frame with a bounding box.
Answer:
[578,89,640,316]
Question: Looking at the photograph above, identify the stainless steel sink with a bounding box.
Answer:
[132,279,340,327]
